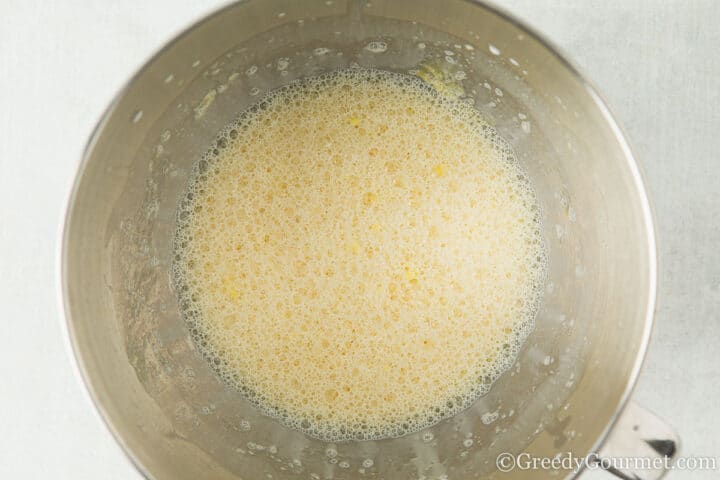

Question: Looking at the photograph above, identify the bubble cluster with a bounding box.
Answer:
[173,68,546,441]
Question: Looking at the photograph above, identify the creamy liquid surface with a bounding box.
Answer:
[173,69,546,441]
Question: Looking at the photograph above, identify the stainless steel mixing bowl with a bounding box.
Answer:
[60,1,676,478]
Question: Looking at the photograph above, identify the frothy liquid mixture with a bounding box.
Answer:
[173,69,546,441]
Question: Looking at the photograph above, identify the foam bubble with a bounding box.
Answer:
[365,41,388,53]
[173,68,546,441]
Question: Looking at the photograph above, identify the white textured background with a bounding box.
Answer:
[1,0,718,478]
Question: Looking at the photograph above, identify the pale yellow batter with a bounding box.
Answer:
[173,69,545,441]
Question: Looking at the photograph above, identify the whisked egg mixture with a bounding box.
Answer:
[173,68,546,441]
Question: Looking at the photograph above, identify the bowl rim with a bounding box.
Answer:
[56,1,658,478]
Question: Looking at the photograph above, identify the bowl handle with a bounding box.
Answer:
[592,401,679,479]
